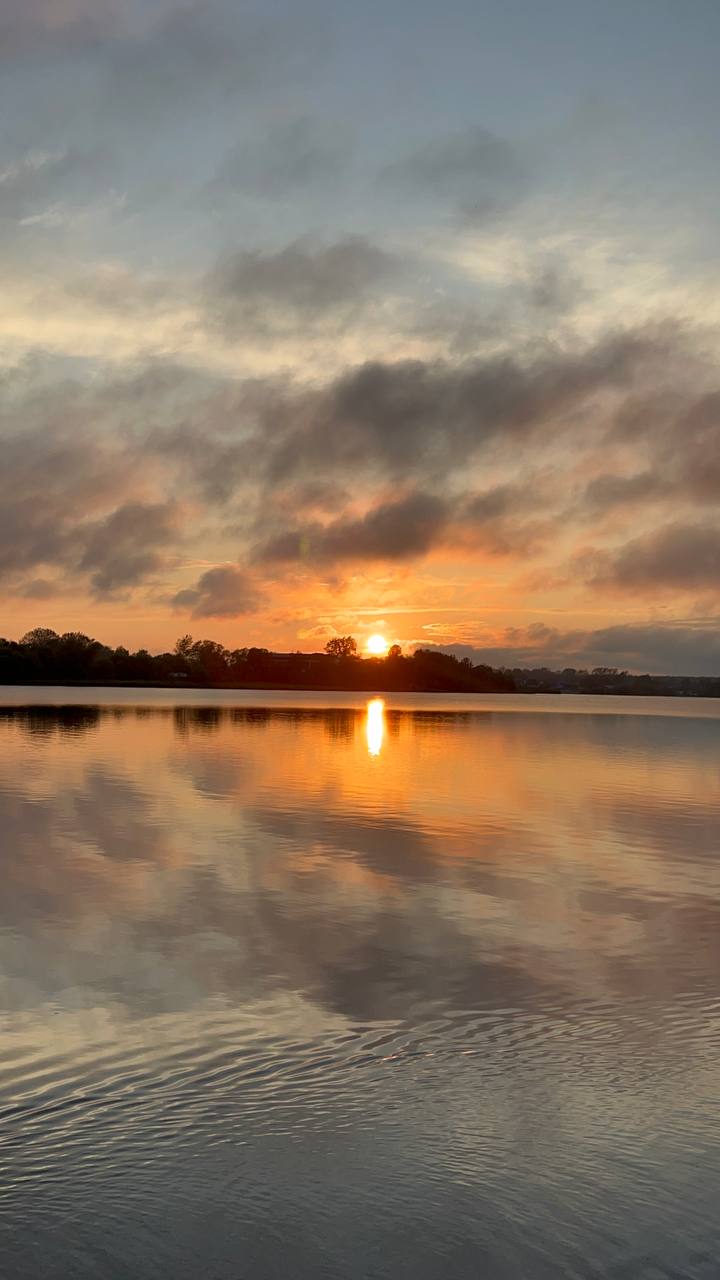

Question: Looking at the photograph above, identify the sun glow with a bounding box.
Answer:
[365,698,385,757]
[366,633,389,656]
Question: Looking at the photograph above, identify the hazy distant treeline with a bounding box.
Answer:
[509,665,720,698]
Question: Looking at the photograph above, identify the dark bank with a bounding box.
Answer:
[2,628,718,696]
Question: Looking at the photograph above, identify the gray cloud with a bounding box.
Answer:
[586,521,720,593]
[529,262,585,313]
[0,384,184,598]
[382,125,529,220]
[211,116,346,201]
[462,485,518,521]
[263,327,673,486]
[97,329,668,521]
[0,322,711,609]
[581,470,667,513]
[456,483,550,554]
[18,578,58,600]
[254,482,548,567]
[105,4,293,114]
[208,236,399,331]
[1,0,325,163]
[79,501,180,597]
[577,385,720,519]
[666,390,720,502]
[173,565,262,619]
[256,492,449,566]
[0,0,120,58]
[437,620,720,677]
[0,418,135,583]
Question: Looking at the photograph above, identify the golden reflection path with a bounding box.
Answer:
[365,698,385,757]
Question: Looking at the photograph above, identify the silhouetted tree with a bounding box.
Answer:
[189,639,229,682]
[21,628,60,647]
[325,636,358,658]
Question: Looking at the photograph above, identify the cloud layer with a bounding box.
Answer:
[0,0,719,671]
[437,621,720,679]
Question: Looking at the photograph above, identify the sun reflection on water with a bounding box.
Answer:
[365,698,385,757]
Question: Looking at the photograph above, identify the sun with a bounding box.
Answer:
[366,633,389,656]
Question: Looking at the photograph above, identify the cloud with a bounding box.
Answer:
[254,482,548,568]
[256,492,449,566]
[529,262,585,313]
[208,236,400,332]
[455,483,550,554]
[588,385,720,516]
[435,619,720,677]
[659,390,720,504]
[0,376,188,597]
[581,470,667,513]
[0,0,120,57]
[1,0,325,152]
[0,0,716,664]
[64,263,183,318]
[0,417,135,583]
[173,565,262,619]
[105,3,299,115]
[0,320,712,625]
[0,321,681,599]
[17,578,58,600]
[79,501,180,597]
[0,147,102,224]
[585,521,720,594]
[211,116,346,201]
[263,326,673,486]
[382,125,529,220]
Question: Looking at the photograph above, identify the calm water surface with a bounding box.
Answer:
[0,689,719,1279]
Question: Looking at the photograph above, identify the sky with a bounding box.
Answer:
[1,0,719,674]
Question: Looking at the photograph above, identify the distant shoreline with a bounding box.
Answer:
[2,632,718,696]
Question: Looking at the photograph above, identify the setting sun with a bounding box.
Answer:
[366,633,389,656]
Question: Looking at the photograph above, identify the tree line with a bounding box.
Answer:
[509,665,720,698]
[0,629,716,695]
[0,629,515,692]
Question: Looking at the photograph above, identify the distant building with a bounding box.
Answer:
[265,651,328,673]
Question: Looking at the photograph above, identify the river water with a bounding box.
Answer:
[0,689,718,1278]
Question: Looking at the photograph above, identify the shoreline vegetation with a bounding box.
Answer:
[0,630,718,697]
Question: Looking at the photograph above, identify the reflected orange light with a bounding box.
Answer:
[365,698,385,757]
